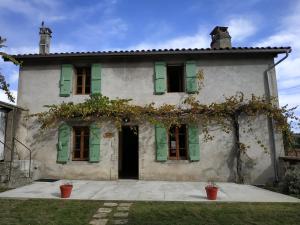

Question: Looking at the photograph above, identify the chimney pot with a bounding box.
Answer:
[39,22,52,54]
[210,26,232,49]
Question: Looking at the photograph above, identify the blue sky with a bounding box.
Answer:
[0,0,299,123]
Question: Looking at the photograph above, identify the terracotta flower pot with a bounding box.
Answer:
[60,184,73,198]
[205,186,218,200]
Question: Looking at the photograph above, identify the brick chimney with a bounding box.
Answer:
[210,26,232,49]
[39,21,52,54]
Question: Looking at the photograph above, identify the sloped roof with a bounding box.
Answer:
[13,46,291,60]
[0,101,26,111]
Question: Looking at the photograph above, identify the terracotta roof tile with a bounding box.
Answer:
[12,46,291,59]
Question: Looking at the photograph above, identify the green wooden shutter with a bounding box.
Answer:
[154,62,166,94]
[57,123,71,163]
[89,123,101,162]
[60,64,73,97]
[155,124,168,161]
[91,64,101,95]
[188,124,200,161]
[185,61,198,93]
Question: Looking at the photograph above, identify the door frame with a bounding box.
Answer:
[118,125,139,179]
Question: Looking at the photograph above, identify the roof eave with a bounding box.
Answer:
[11,47,292,61]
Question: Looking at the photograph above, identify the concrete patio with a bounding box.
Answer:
[0,180,299,202]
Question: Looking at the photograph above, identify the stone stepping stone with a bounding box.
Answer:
[89,219,108,225]
[104,202,118,207]
[97,208,112,213]
[113,212,129,218]
[113,219,128,224]
[117,206,130,211]
[93,212,108,218]
[119,203,132,207]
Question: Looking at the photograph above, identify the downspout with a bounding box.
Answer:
[264,48,291,183]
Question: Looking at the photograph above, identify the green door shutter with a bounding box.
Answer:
[185,61,198,93]
[57,123,71,163]
[188,124,200,161]
[60,64,73,97]
[91,64,101,95]
[154,62,166,94]
[155,124,168,161]
[89,123,101,162]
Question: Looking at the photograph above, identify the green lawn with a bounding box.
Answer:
[129,202,300,225]
[0,199,101,225]
[0,199,299,225]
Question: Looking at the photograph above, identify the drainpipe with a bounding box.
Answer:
[264,48,291,183]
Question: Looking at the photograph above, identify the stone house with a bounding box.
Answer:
[6,25,291,185]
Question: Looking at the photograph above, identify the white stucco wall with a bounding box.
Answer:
[15,56,283,184]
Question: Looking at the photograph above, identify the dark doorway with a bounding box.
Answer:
[119,126,139,179]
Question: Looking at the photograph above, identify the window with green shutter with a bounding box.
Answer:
[72,126,89,161]
[60,64,73,97]
[154,62,166,94]
[168,125,187,160]
[185,61,198,93]
[167,64,184,92]
[155,124,168,161]
[75,67,91,95]
[91,64,101,95]
[57,123,71,163]
[89,123,101,162]
[188,124,200,161]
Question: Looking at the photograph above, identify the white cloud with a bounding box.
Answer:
[80,18,128,39]
[6,43,76,55]
[7,46,38,55]
[0,0,66,22]
[228,17,257,42]
[0,89,17,104]
[279,93,300,107]
[129,16,257,50]
[254,1,300,126]
[129,31,210,50]
[8,70,19,84]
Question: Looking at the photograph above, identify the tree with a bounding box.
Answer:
[0,36,21,103]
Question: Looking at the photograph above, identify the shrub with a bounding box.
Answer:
[280,165,300,196]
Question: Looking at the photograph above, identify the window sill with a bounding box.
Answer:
[164,160,191,164]
[66,161,97,165]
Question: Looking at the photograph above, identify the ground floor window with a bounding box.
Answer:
[73,126,89,161]
[168,125,187,160]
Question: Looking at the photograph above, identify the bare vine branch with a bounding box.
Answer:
[0,36,22,103]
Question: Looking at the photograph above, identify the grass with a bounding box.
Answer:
[0,199,299,225]
[0,199,101,225]
[128,202,300,225]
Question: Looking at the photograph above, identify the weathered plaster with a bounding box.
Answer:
[15,56,282,184]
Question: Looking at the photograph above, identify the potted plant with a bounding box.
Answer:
[205,181,218,200]
[60,182,73,198]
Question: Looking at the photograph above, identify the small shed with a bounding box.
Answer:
[0,101,24,161]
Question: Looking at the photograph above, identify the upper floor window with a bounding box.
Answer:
[73,126,89,161]
[76,67,91,95]
[167,64,184,92]
[169,125,187,160]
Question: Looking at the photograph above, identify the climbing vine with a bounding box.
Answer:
[30,71,299,183]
